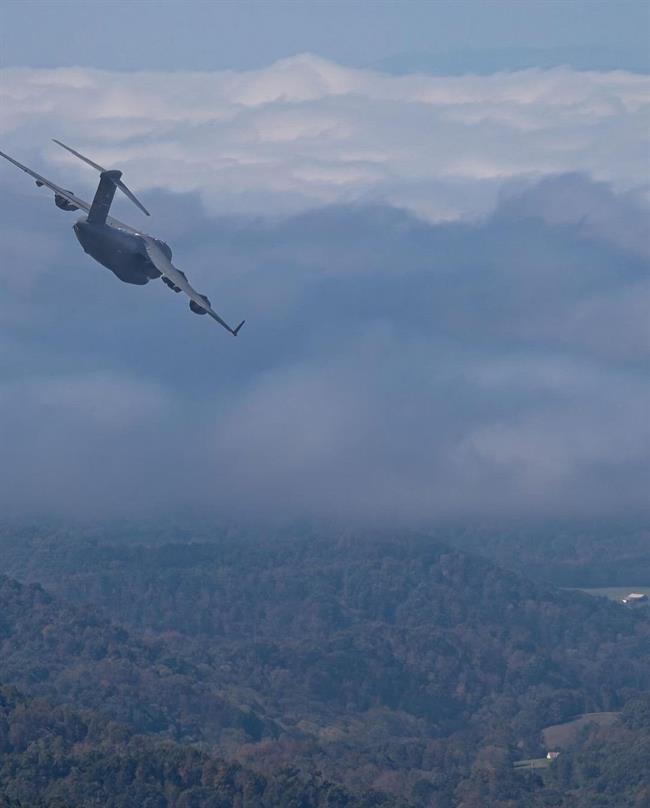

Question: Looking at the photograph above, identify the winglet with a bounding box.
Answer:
[233,320,245,336]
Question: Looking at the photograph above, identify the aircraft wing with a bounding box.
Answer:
[0,147,139,234]
[1,147,244,336]
[143,238,245,336]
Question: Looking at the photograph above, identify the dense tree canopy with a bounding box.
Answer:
[0,527,648,806]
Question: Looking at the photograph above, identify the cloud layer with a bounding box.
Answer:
[0,182,647,523]
[0,58,648,524]
[1,56,648,221]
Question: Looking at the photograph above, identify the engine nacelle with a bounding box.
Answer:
[54,192,79,212]
[190,295,211,315]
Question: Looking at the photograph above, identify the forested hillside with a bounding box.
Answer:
[0,575,275,745]
[0,685,401,807]
[0,529,648,806]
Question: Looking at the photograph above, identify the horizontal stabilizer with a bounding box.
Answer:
[52,139,150,216]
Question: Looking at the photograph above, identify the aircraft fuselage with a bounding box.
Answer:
[0,142,245,335]
[73,218,171,286]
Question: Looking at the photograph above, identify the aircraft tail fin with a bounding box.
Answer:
[52,139,150,216]
[233,320,246,336]
[87,170,122,225]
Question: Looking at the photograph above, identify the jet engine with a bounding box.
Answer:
[190,295,211,315]
[54,192,79,211]
[33,179,79,212]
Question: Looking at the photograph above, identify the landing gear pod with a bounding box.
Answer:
[190,295,211,315]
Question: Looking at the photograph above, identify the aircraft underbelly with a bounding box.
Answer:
[92,248,151,285]
[73,221,160,285]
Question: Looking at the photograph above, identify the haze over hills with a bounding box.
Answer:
[0,3,648,805]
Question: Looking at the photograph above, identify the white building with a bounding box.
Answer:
[621,593,648,604]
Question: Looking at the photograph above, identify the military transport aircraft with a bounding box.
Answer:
[0,140,245,336]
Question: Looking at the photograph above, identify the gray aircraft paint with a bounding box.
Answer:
[0,143,244,336]
[73,218,166,286]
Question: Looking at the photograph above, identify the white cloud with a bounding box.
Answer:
[0,59,647,523]
[0,55,648,221]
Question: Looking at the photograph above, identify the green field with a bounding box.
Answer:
[542,712,619,749]
[573,586,650,602]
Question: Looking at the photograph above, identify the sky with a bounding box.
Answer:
[1,0,648,73]
[0,2,648,525]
